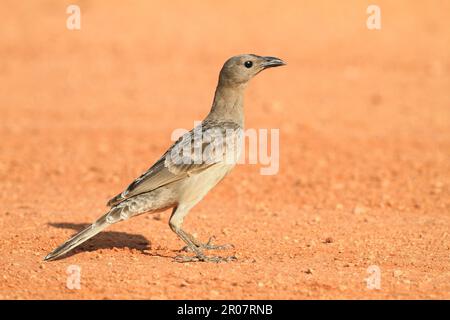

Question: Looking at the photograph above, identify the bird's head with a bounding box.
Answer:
[219,54,286,86]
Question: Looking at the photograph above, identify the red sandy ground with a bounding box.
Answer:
[0,1,449,299]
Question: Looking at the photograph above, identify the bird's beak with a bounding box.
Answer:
[261,56,286,69]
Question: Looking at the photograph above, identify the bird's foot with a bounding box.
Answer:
[202,236,235,250]
[174,253,237,263]
[182,236,234,252]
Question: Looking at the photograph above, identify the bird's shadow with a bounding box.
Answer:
[47,222,153,260]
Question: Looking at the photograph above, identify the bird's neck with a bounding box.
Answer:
[207,82,246,127]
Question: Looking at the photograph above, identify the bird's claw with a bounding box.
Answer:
[203,236,235,250]
[181,236,234,252]
[174,254,237,263]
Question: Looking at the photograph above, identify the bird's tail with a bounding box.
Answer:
[44,207,122,261]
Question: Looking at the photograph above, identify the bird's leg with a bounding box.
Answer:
[169,207,236,263]
[173,228,206,262]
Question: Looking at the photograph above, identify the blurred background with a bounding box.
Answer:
[0,0,449,299]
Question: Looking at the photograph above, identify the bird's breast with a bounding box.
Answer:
[177,162,235,204]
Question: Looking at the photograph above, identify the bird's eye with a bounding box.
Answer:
[244,61,253,68]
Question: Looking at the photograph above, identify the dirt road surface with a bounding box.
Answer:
[0,1,449,299]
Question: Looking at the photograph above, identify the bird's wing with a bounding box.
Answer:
[107,120,242,207]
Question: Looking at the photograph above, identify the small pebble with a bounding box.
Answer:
[393,270,403,278]
[353,205,367,215]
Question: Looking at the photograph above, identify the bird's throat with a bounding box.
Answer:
[208,83,245,127]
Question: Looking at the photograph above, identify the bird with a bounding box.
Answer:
[44,54,285,263]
